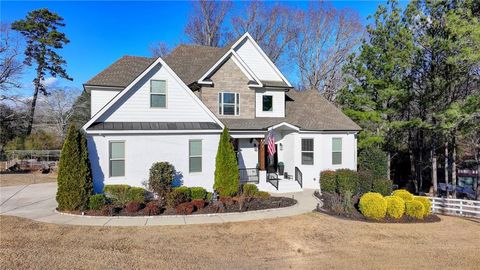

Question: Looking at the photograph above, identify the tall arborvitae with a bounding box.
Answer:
[56,125,92,210]
[214,127,239,196]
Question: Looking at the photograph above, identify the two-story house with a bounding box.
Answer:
[82,33,360,193]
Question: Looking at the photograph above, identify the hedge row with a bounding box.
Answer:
[320,169,392,196]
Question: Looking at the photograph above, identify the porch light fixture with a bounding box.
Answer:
[279,143,283,151]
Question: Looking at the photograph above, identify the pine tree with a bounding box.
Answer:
[214,127,239,196]
[56,125,92,210]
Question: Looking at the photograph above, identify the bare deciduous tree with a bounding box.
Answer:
[292,4,363,101]
[232,2,298,64]
[149,41,171,58]
[0,23,23,100]
[185,0,232,47]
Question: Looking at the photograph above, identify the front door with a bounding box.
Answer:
[264,144,278,173]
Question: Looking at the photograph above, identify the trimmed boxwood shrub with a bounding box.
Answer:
[88,194,106,210]
[104,185,130,205]
[167,189,189,208]
[414,196,431,216]
[392,189,414,202]
[336,169,359,195]
[320,170,336,193]
[405,200,425,219]
[148,162,175,198]
[359,192,387,219]
[372,178,393,196]
[385,196,405,219]
[127,187,146,203]
[242,183,259,197]
[175,186,191,201]
[190,187,207,200]
[255,191,270,199]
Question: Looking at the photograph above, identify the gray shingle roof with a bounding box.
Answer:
[87,122,221,131]
[85,56,156,87]
[221,90,361,131]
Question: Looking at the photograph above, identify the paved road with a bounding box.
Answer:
[0,182,320,226]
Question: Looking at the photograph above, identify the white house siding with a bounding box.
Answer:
[234,38,283,82]
[292,132,357,189]
[255,89,285,118]
[97,63,215,123]
[90,89,120,117]
[87,133,220,193]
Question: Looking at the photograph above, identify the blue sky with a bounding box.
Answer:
[1,1,404,97]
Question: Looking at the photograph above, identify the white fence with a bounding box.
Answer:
[428,197,480,218]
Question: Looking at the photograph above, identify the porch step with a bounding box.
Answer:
[258,179,303,193]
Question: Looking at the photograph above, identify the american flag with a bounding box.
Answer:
[267,130,276,156]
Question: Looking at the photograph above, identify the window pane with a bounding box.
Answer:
[332,138,342,152]
[110,160,125,177]
[302,153,314,165]
[223,104,235,115]
[332,152,342,165]
[189,140,202,156]
[189,157,202,172]
[110,142,124,159]
[151,80,166,94]
[236,93,240,115]
[301,139,313,151]
[151,94,166,108]
[262,95,273,111]
[223,93,235,103]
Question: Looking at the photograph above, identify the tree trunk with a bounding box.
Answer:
[431,148,438,196]
[444,140,449,197]
[451,133,457,197]
[26,84,39,135]
[387,151,391,181]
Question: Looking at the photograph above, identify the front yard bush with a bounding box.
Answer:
[320,170,336,193]
[242,183,259,197]
[414,196,431,216]
[148,162,175,198]
[191,199,205,209]
[144,201,162,216]
[214,127,239,197]
[358,146,388,180]
[104,185,130,205]
[256,191,270,199]
[405,200,425,219]
[167,189,189,208]
[127,187,146,203]
[190,187,207,200]
[56,125,93,211]
[358,170,373,194]
[125,201,142,213]
[359,192,387,219]
[175,186,192,201]
[336,169,359,195]
[176,202,195,215]
[88,194,106,210]
[392,189,414,202]
[385,196,405,219]
[372,178,393,196]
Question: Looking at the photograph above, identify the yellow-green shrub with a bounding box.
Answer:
[392,189,414,202]
[359,192,387,219]
[414,196,431,216]
[405,200,425,219]
[385,196,405,219]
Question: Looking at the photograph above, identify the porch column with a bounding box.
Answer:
[257,138,265,170]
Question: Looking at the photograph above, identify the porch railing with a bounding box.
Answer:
[239,168,259,184]
[267,173,279,190]
[295,167,303,188]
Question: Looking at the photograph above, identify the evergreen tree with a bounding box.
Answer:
[56,125,92,210]
[214,127,239,196]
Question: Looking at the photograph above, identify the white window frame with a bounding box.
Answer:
[332,137,342,165]
[301,138,314,165]
[262,95,273,112]
[218,92,240,116]
[150,79,167,108]
[189,139,202,173]
[109,141,125,177]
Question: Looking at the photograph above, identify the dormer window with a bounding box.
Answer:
[219,92,239,115]
[262,95,273,112]
[150,80,167,108]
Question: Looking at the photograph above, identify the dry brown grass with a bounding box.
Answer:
[1,212,479,270]
[0,173,56,187]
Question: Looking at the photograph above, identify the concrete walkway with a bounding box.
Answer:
[0,182,320,226]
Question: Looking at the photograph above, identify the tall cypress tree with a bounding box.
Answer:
[214,127,239,196]
[56,125,92,210]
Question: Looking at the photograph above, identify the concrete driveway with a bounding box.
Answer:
[0,182,320,226]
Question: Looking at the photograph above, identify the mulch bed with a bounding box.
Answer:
[61,196,297,217]
[314,192,441,224]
